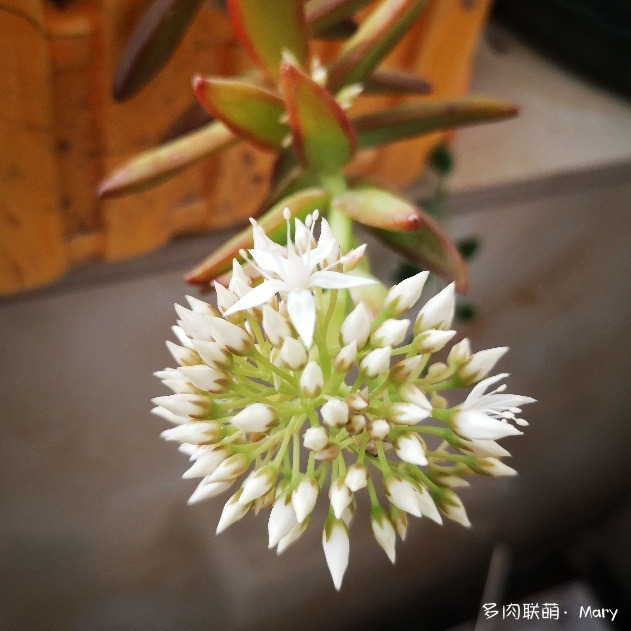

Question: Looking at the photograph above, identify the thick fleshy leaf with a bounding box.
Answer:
[306,0,376,35]
[331,185,422,231]
[363,68,431,94]
[161,101,212,142]
[193,76,287,150]
[326,0,427,92]
[354,97,518,149]
[97,122,236,198]
[369,206,468,292]
[113,0,205,101]
[312,18,358,39]
[186,187,331,285]
[281,61,356,172]
[227,0,308,81]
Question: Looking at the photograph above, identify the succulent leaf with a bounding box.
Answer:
[227,0,308,81]
[281,61,357,173]
[186,187,331,285]
[306,0,376,34]
[370,211,468,293]
[113,0,205,101]
[363,68,431,95]
[312,18,359,40]
[193,76,287,150]
[331,185,422,231]
[97,122,236,198]
[354,97,518,149]
[326,0,427,92]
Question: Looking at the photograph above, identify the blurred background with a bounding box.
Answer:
[1,1,630,629]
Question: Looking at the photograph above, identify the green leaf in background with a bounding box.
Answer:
[305,0,376,34]
[185,187,331,285]
[354,97,518,149]
[370,210,469,293]
[193,76,287,150]
[362,68,431,95]
[97,122,236,198]
[281,61,357,173]
[113,0,205,102]
[326,0,427,92]
[227,0,308,81]
[331,185,423,231]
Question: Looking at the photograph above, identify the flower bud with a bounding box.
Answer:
[345,464,368,492]
[414,283,455,333]
[340,303,371,349]
[294,218,314,253]
[457,347,508,384]
[389,506,408,540]
[333,341,357,372]
[460,439,511,458]
[214,282,239,315]
[165,340,200,366]
[384,271,429,316]
[216,491,250,533]
[371,319,409,347]
[438,489,471,527]
[262,304,291,348]
[341,243,367,271]
[399,383,433,411]
[190,339,231,368]
[425,362,451,383]
[384,477,421,517]
[280,337,308,370]
[303,426,328,451]
[277,518,309,555]
[347,414,366,435]
[178,365,226,392]
[346,392,368,412]
[329,479,353,519]
[238,466,277,504]
[315,444,339,460]
[292,477,319,523]
[187,478,233,505]
[321,398,349,427]
[371,509,396,563]
[322,519,350,591]
[394,434,428,465]
[161,421,221,445]
[186,294,219,316]
[171,324,193,349]
[477,457,517,477]
[182,446,229,478]
[447,337,471,366]
[391,355,423,383]
[175,304,215,340]
[228,260,252,298]
[369,419,390,440]
[151,406,189,424]
[360,346,391,378]
[208,317,253,355]
[151,393,209,418]
[414,485,442,524]
[300,361,324,398]
[268,496,297,548]
[208,453,249,482]
[415,329,456,353]
[230,403,276,433]
[389,402,430,426]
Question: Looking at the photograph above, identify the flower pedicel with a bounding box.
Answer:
[152,212,534,590]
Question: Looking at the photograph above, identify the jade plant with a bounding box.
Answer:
[98,0,517,295]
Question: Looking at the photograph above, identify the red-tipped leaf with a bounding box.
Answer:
[186,187,330,285]
[331,185,422,231]
[326,0,427,92]
[227,0,308,81]
[281,61,356,172]
[193,76,287,150]
[369,203,469,293]
[97,122,236,198]
[354,97,518,149]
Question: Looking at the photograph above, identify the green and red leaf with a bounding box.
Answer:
[113,0,205,101]
[281,61,357,172]
[193,76,287,150]
[363,68,431,94]
[185,187,331,285]
[354,97,518,149]
[331,184,422,231]
[97,122,236,198]
[326,0,427,92]
[227,0,308,81]
[306,0,376,35]
[369,202,469,292]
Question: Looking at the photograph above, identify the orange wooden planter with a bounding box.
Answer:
[0,0,491,296]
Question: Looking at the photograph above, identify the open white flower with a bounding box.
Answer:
[223,210,375,347]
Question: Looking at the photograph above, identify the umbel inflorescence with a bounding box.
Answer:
[152,212,534,589]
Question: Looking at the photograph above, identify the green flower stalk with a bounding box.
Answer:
[152,213,534,589]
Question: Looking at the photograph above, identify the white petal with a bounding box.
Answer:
[287,289,316,348]
[223,280,285,316]
[249,248,283,276]
[311,270,377,289]
[268,497,297,548]
[465,373,510,405]
[454,410,523,440]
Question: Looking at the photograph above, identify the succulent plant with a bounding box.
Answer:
[99,0,517,293]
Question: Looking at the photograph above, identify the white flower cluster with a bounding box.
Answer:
[152,213,534,590]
